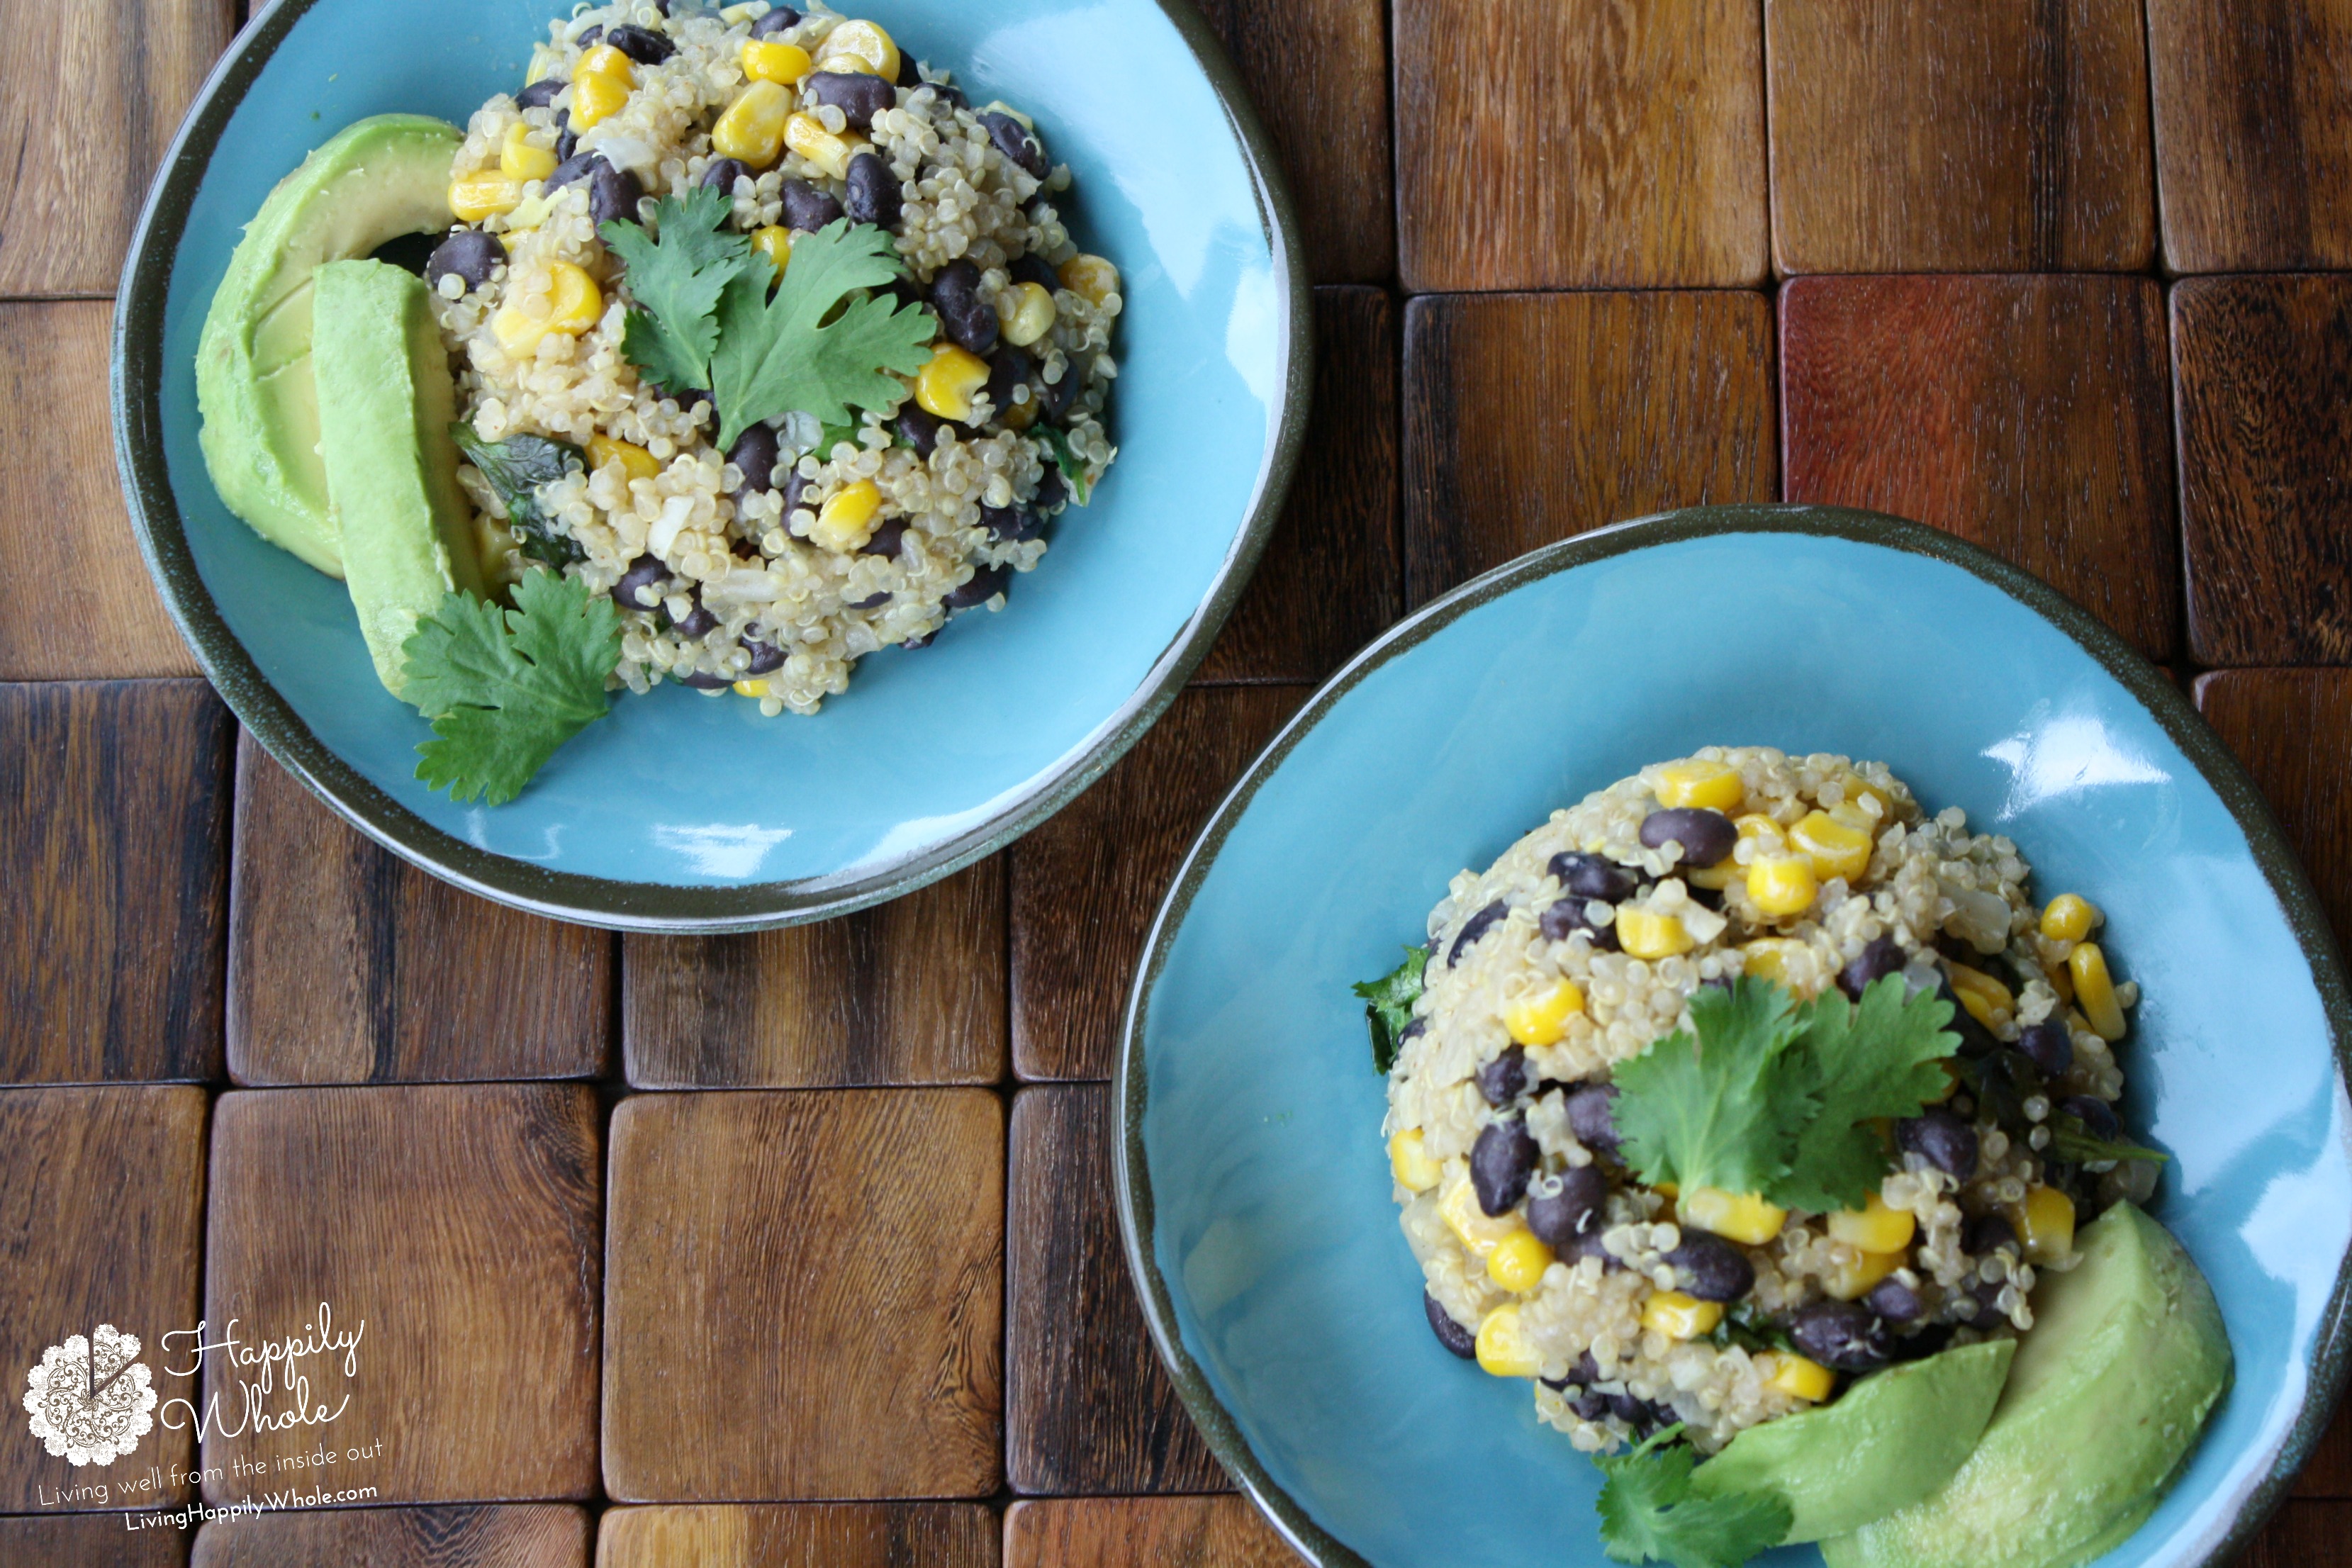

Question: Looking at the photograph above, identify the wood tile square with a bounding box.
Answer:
[1781,274,2178,658]
[192,1504,590,1567]
[1197,288,1401,685]
[2195,671,2352,946]
[1010,687,1305,1081]
[1395,0,1767,291]
[2239,1499,2352,1567]
[0,1515,186,1566]
[2295,1399,2352,1497]
[0,1087,206,1513]
[603,1089,1003,1501]
[2172,275,2352,666]
[2148,0,2352,272]
[203,1086,602,1503]
[1401,291,1776,606]
[229,737,612,1084]
[2,681,231,1085]
[0,305,199,678]
[1192,0,1391,282]
[622,858,1003,1087]
[1766,0,2156,273]
[1004,1497,1301,1566]
[596,1504,997,1566]
[1007,1086,1224,1495]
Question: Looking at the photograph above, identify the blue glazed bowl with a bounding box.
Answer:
[1118,505,2352,1568]
[114,0,1308,930]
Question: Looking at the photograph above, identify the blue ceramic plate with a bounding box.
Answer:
[114,0,1309,931]
[1119,505,2352,1568]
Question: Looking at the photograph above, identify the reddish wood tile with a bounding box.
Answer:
[1394,0,1767,290]
[2195,671,2352,946]
[193,1504,590,1567]
[2239,1499,2352,1567]
[2295,1401,2352,1497]
[1004,1497,1301,1566]
[597,1503,997,1566]
[1401,291,1776,605]
[2172,275,2352,666]
[0,1514,186,1566]
[1781,274,2178,658]
[2,681,231,1085]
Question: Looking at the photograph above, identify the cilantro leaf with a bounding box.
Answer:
[600,186,753,394]
[1353,945,1430,1073]
[707,218,936,448]
[449,425,584,567]
[1613,978,1817,1198]
[1596,1427,1792,1568]
[1774,977,1963,1212]
[2049,1113,2168,1167]
[401,569,622,805]
[1039,425,1093,505]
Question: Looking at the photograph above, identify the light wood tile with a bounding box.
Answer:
[192,1504,590,1567]
[595,1503,997,1567]
[1004,1497,1302,1567]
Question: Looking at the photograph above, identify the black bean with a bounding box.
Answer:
[890,404,939,457]
[547,151,599,191]
[980,503,1041,542]
[1568,1387,1612,1420]
[1608,1391,1671,1438]
[1895,1108,1978,1180]
[750,6,800,37]
[1839,935,1907,999]
[1031,464,1068,513]
[1474,1046,1527,1107]
[678,670,731,690]
[895,50,919,87]
[1959,1273,2010,1323]
[1664,1230,1755,1304]
[516,77,565,109]
[922,80,968,111]
[700,156,751,194]
[1538,897,1620,951]
[1525,1165,1609,1248]
[1447,900,1508,965]
[2061,1095,2120,1140]
[1864,1276,1925,1323]
[740,637,785,675]
[1543,1350,1604,1394]
[669,386,712,420]
[605,23,675,64]
[802,69,895,131]
[929,258,998,354]
[842,150,902,230]
[944,563,1009,610]
[425,229,503,291]
[1425,1292,1477,1360]
[1894,1321,1956,1362]
[588,160,643,226]
[1964,1213,2018,1257]
[1640,807,1737,868]
[902,630,934,649]
[1789,1300,1889,1372]
[614,554,666,611]
[781,178,844,233]
[846,590,890,611]
[1547,850,1642,904]
[668,595,717,638]
[727,422,780,498]
[555,121,578,162]
[781,469,812,519]
[985,343,1033,420]
[1565,1083,1620,1151]
[1011,253,1058,291]
[858,517,908,558]
[576,23,603,47]
[2015,1019,2074,1077]
[1037,359,1085,424]
[1469,1118,1538,1216]
[982,109,1048,177]
[1565,1223,1620,1270]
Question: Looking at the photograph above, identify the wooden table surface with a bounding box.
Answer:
[7,0,2352,1562]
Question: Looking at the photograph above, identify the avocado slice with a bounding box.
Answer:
[1690,1339,2016,1543]
[1820,1204,2231,1568]
[196,114,462,578]
[310,259,484,697]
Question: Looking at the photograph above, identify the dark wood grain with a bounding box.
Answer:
[1394,0,1766,291]
[0,1087,207,1513]
[228,737,611,1085]
[2237,1499,2352,1567]
[192,1504,590,1567]
[596,1504,997,1566]
[1198,288,1401,685]
[2195,672,2352,948]
[2,681,231,1085]
[2295,1402,2352,1497]
[202,1086,603,1504]
[1766,0,2156,273]
[1003,1497,1301,1566]
[1401,291,1776,606]
[1010,687,1305,1081]
[1008,1086,1225,1495]
[0,1513,186,1566]
[2171,275,2352,666]
[603,1090,1003,1501]
[1781,274,2178,659]
[2146,0,2352,272]
[622,859,1003,1087]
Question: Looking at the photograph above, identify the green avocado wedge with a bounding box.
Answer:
[310,259,483,698]
[1821,1203,2231,1568]
[196,114,462,577]
[1689,1339,2015,1543]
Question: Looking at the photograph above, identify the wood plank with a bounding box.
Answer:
[1394,0,1766,291]
[2171,275,2352,666]
[2294,1399,2352,1497]
[0,1087,207,1513]
[1009,687,1305,1081]
[1766,0,2156,273]
[2238,1499,2352,1567]
[2194,672,2352,947]
[1190,0,1391,282]
[202,1086,602,1504]
[596,1504,997,1567]
[1781,274,2178,659]
[0,305,199,678]
[1003,1497,1301,1567]
[1197,288,1401,685]
[622,859,1003,1088]
[1,681,231,1084]
[1401,291,1776,607]
[0,0,233,294]
[0,1514,185,1566]
[228,737,612,1085]
[2147,0,2352,272]
[192,1504,589,1567]
[603,1089,1003,1501]
[1007,1086,1225,1494]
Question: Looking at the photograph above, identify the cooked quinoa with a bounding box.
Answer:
[430,0,1119,715]
[1381,748,2151,1456]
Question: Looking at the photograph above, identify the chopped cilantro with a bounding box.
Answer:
[600,186,751,396]
[1039,424,1092,505]
[1776,979,1965,1211]
[2049,1113,2168,1167]
[449,425,583,567]
[1354,945,1430,1074]
[1596,1426,1792,1568]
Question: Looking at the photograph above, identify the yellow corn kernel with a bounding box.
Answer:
[587,434,659,482]
[1001,281,1059,348]
[449,173,525,223]
[2070,941,2126,1041]
[1642,1291,1724,1342]
[751,224,793,276]
[1058,253,1121,306]
[810,478,883,551]
[570,69,631,130]
[1695,814,1786,890]
[1824,1246,1905,1301]
[1442,1177,1522,1260]
[782,108,867,177]
[2042,893,2100,943]
[1827,1191,1917,1253]
[2049,958,2076,1005]
[1488,1231,1555,1293]
[2011,1185,2077,1264]
[916,343,992,422]
[1613,906,1692,959]
[576,42,634,83]
[1652,1182,1679,1201]
[491,261,603,354]
[1655,758,1745,812]
[1387,1129,1442,1194]
[715,82,795,167]
[1946,961,2014,1014]
[733,678,771,698]
[1925,1060,1959,1104]
[1679,1187,1786,1246]
[1837,769,1895,821]
[500,122,558,182]
[819,18,900,79]
[1737,938,1813,992]
[1748,854,1818,917]
[1502,980,1584,1046]
[1789,808,1874,883]
[1764,1353,1836,1403]
[1475,1304,1541,1378]
[741,37,814,85]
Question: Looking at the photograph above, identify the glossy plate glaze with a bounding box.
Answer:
[115,0,1308,931]
[1119,506,2352,1568]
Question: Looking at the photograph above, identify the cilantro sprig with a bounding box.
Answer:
[449,425,584,567]
[1354,945,1430,1073]
[600,186,750,396]
[1596,1426,1791,1568]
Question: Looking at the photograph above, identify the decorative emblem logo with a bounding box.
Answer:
[23,1326,157,1467]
